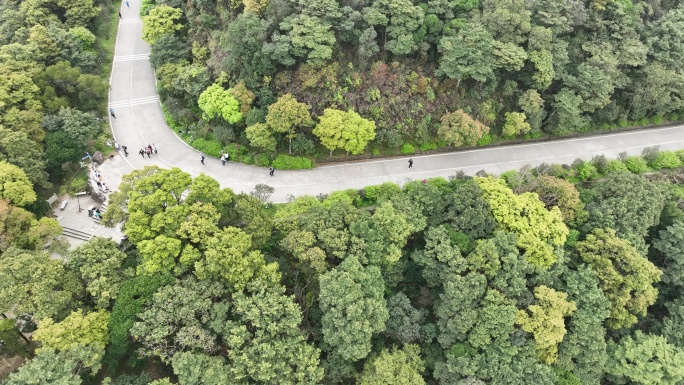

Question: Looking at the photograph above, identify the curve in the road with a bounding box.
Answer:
[108,1,684,203]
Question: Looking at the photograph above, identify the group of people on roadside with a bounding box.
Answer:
[138,143,158,158]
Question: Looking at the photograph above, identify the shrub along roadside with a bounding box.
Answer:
[272,154,314,170]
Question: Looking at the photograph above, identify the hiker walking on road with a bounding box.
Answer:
[269,166,274,176]
[110,108,117,119]
[122,145,128,157]
[139,149,144,158]
[200,153,205,165]
[221,153,227,166]
[145,147,151,158]
[408,158,413,168]
[153,143,158,154]
[114,141,120,151]
[125,0,129,7]
[118,11,122,19]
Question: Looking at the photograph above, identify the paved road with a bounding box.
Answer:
[108,2,684,202]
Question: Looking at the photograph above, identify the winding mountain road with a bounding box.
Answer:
[107,2,684,202]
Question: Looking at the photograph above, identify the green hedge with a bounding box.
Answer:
[604,160,630,174]
[190,137,223,158]
[624,156,649,174]
[272,154,314,170]
[254,153,270,167]
[477,134,493,146]
[575,162,599,181]
[401,143,415,155]
[650,151,683,170]
[224,143,249,163]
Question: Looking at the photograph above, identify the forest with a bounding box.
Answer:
[4,148,684,384]
[5,0,684,383]
[144,0,684,165]
[0,0,115,209]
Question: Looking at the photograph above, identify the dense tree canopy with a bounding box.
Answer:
[6,0,684,380]
[4,163,684,384]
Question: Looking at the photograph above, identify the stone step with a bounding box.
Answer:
[61,227,93,242]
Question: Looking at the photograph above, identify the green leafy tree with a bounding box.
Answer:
[652,221,684,286]
[438,109,490,147]
[0,127,49,189]
[1,345,103,385]
[195,227,280,291]
[67,237,133,309]
[218,12,274,84]
[363,0,425,55]
[33,309,109,352]
[130,277,226,362]
[607,331,684,385]
[0,161,36,206]
[171,352,231,385]
[555,265,610,385]
[385,292,426,344]
[266,94,313,154]
[136,234,183,275]
[566,62,616,113]
[142,5,183,44]
[57,108,100,144]
[106,274,174,367]
[349,201,411,265]
[516,175,587,228]
[582,172,667,253]
[475,177,568,269]
[246,123,277,151]
[577,228,662,329]
[358,344,426,385]
[0,200,63,252]
[197,82,243,124]
[647,5,684,71]
[0,249,82,320]
[548,88,587,134]
[502,112,531,138]
[662,298,684,347]
[150,34,189,69]
[280,14,336,66]
[358,27,379,66]
[411,225,467,286]
[313,108,376,155]
[0,60,44,142]
[229,81,255,117]
[466,231,534,299]
[444,180,497,240]
[434,266,523,353]
[220,286,324,384]
[437,23,495,86]
[492,41,528,72]
[319,256,389,361]
[516,286,576,364]
[529,50,555,90]
[481,0,531,44]
[628,63,684,120]
[518,89,545,130]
